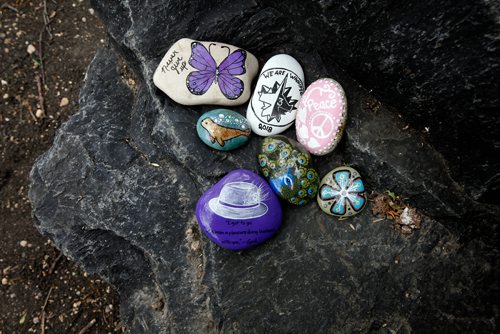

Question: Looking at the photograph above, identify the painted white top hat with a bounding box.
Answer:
[208,182,268,219]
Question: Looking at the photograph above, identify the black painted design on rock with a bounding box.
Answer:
[251,67,304,127]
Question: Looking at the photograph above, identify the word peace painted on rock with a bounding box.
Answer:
[161,50,187,75]
[306,98,337,111]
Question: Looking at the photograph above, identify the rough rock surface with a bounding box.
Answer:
[29,1,499,333]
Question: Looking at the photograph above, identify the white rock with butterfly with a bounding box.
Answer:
[153,38,259,106]
[246,54,305,136]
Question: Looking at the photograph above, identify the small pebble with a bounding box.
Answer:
[33,317,40,324]
[19,240,28,247]
[2,93,8,99]
[35,109,44,118]
[59,97,69,107]
[1,277,8,285]
[27,44,36,54]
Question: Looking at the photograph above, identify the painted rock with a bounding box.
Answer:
[153,38,259,106]
[317,166,367,217]
[246,54,305,136]
[296,78,347,155]
[258,136,319,205]
[196,169,282,250]
[196,109,251,151]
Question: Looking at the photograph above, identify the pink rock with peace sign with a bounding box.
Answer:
[295,78,347,155]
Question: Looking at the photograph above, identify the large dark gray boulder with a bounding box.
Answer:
[29,1,499,332]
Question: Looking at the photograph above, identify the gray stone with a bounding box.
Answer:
[29,1,499,333]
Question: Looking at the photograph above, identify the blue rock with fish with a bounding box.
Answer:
[196,109,252,151]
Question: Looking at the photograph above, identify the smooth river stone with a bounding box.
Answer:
[246,54,305,136]
[258,136,319,206]
[317,166,367,217]
[296,78,347,155]
[153,38,259,106]
[196,109,251,151]
[196,169,282,250]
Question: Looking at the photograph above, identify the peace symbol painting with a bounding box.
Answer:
[296,78,347,155]
[153,38,259,106]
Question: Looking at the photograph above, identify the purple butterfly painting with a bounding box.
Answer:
[187,42,247,100]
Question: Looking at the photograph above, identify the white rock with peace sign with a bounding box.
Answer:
[296,78,347,155]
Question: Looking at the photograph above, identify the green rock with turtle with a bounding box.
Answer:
[258,136,319,205]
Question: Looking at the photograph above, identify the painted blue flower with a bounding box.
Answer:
[319,169,366,216]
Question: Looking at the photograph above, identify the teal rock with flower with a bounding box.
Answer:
[317,166,367,217]
[196,109,251,151]
[258,136,319,205]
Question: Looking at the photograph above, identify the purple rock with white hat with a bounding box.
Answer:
[196,169,282,250]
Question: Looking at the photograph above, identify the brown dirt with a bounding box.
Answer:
[1,1,123,333]
[371,191,422,235]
